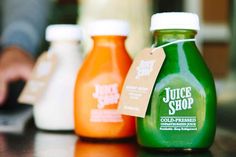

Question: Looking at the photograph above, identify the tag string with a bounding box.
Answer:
[151,38,196,52]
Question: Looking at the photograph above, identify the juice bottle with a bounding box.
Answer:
[136,13,217,150]
[74,20,135,139]
[34,25,83,131]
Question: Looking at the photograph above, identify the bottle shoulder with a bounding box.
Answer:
[76,49,131,83]
[154,71,216,97]
[157,41,212,77]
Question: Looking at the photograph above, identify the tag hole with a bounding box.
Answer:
[150,52,153,55]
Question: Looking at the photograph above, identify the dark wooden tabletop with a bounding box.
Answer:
[0,103,235,157]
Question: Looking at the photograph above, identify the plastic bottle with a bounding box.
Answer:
[34,25,83,131]
[74,20,135,139]
[136,12,217,150]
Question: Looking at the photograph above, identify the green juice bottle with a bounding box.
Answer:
[136,12,217,151]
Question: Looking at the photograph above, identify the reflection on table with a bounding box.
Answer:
[74,139,137,157]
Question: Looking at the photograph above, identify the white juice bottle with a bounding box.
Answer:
[33,25,83,131]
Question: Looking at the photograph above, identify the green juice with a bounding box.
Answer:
[137,13,216,150]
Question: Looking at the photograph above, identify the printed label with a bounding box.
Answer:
[92,83,120,109]
[160,116,197,131]
[91,83,123,122]
[118,48,166,117]
[136,60,155,79]
[160,87,197,131]
[163,87,194,115]
[90,109,123,122]
[18,52,57,104]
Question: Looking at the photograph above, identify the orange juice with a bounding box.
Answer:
[74,20,135,139]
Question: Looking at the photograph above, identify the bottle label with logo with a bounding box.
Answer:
[90,83,123,123]
[160,86,197,131]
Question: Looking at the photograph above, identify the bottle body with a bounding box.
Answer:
[74,36,135,139]
[137,30,216,149]
[34,42,83,130]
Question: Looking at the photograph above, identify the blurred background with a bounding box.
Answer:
[50,0,235,105]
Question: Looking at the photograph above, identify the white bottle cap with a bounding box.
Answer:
[46,24,82,41]
[88,19,130,36]
[150,12,200,31]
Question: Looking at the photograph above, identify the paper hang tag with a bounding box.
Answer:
[18,52,57,105]
[118,48,166,118]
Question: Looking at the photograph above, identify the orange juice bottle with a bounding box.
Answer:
[74,20,135,139]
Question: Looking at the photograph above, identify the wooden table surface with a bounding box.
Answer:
[0,103,235,157]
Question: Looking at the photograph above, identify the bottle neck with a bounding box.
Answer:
[49,41,80,53]
[92,36,127,48]
[153,29,197,47]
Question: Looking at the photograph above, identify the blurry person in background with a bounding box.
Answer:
[0,0,51,107]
